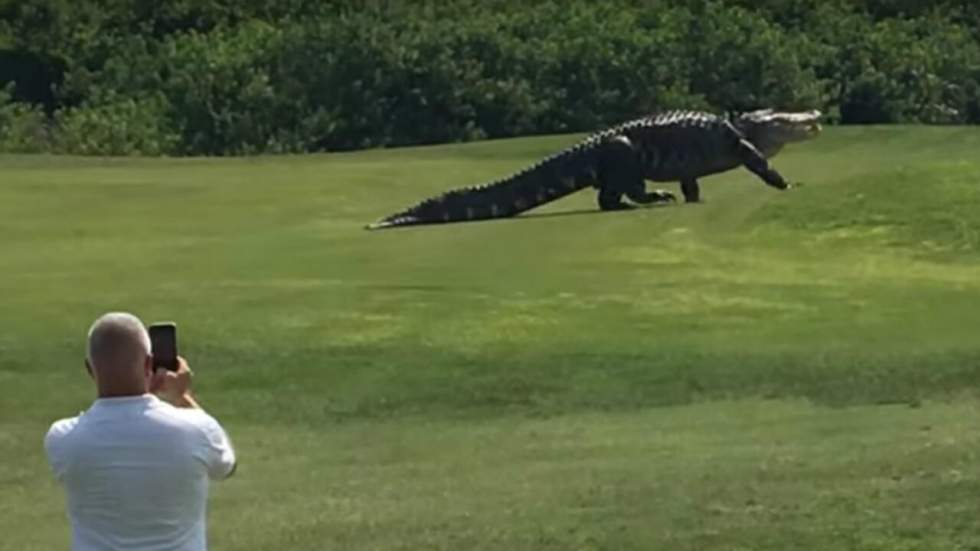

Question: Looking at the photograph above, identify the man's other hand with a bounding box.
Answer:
[151,357,198,408]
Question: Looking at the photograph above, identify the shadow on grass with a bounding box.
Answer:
[521,201,676,221]
[366,203,675,231]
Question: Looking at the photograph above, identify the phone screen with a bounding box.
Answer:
[148,322,178,371]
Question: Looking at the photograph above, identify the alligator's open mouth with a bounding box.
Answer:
[788,110,823,138]
[734,108,823,156]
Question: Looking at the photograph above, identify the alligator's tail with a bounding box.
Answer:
[366,145,596,230]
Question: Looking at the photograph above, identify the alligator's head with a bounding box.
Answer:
[734,109,822,158]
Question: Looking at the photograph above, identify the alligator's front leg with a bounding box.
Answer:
[680,178,701,203]
[736,138,791,190]
[596,137,675,211]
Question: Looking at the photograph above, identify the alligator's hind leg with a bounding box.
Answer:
[680,178,701,203]
[596,137,675,211]
[597,187,631,210]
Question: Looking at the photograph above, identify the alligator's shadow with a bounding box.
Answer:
[367,202,673,230]
[516,208,603,220]
[520,205,658,222]
[519,202,675,220]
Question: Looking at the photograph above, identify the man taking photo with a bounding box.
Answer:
[45,312,236,550]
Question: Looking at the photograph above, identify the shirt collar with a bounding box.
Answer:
[90,394,160,409]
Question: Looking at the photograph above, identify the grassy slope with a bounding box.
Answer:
[2,126,980,549]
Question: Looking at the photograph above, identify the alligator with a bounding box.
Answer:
[367,109,822,230]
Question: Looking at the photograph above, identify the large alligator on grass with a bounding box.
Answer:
[367,109,822,229]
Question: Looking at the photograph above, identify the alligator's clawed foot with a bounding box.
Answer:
[633,190,676,206]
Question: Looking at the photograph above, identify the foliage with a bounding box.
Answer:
[0,0,979,155]
[52,94,180,155]
[0,84,48,152]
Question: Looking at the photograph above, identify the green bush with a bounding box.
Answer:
[808,7,980,123]
[680,3,829,112]
[0,85,49,152]
[1,0,979,155]
[52,94,179,156]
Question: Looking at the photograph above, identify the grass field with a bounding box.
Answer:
[3,126,980,549]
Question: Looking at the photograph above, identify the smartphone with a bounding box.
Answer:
[148,322,178,371]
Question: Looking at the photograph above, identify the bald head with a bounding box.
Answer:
[86,312,152,376]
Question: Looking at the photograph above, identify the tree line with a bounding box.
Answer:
[1,0,979,155]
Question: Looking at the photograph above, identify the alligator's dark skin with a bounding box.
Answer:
[367,109,821,229]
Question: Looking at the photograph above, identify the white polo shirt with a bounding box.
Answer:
[44,394,236,551]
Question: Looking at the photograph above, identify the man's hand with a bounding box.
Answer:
[150,357,201,409]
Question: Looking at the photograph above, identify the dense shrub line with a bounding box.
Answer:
[1,0,979,155]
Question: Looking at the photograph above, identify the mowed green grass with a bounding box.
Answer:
[3,126,980,549]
